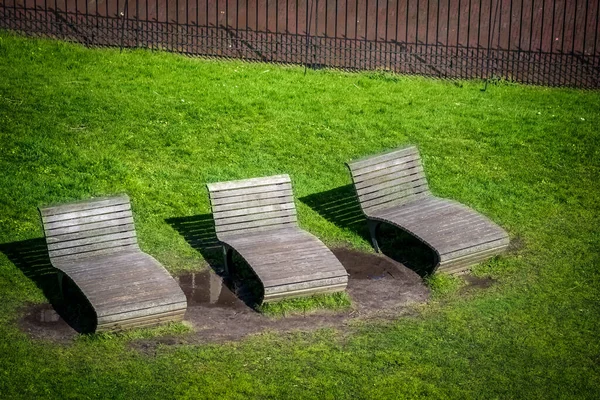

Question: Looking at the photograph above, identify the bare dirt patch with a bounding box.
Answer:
[461,275,497,293]
[18,248,430,346]
[19,303,78,344]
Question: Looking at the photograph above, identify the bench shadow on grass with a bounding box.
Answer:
[165,214,264,308]
[299,184,438,277]
[0,238,97,333]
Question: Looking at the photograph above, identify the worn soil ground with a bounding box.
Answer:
[16,248,495,347]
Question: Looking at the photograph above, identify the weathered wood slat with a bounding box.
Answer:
[439,244,508,269]
[355,171,427,195]
[47,231,137,251]
[46,223,135,244]
[87,280,179,306]
[219,223,298,237]
[264,270,348,288]
[40,195,130,217]
[93,288,186,310]
[222,227,310,245]
[51,244,141,263]
[207,174,290,191]
[39,195,187,332]
[348,146,418,171]
[209,189,294,207]
[436,232,509,256]
[208,175,348,303]
[214,215,298,234]
[347,146,510,275]
[424,217,499,239]
[357,177,429,202]
[239,237,328,256]
[248,248,337,269]
[96,299,187,321]
[214,208,297,226]
[401,211,485,234]
[212,195,295,212]
[257,260,345,283]
[263,282,348,302]
[67,258,166,282]
[213,202,296,219]
[45,216,135,237]
[225,236,316,252]
[48,237,139,258]
[439,245,509,274]
[360,185,431,210]
[41,203,132,223]
[264,276,349,295]
[375,199,457,221]
[96,309,186,332]
[350,152,421,177]
[209,182,292,199]
[43,210,133,230]
[353,160,423,184]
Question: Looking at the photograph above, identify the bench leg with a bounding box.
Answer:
[222,245,234,276]
[57,271,64,301]
[368,220,381,253]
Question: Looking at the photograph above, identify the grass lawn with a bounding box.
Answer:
[1,31,599,398]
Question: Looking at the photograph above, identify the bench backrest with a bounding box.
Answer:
[207,174,298,239]
[39,194,139,263]
[347,146,430,215]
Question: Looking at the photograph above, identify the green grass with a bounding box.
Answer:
[1,31,599,398]
[259,292,352,317]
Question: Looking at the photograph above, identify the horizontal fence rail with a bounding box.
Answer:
[1,0,599,87]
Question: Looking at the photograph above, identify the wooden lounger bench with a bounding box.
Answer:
[207,174,348,302]
[39,194,187,332]
[347,146,509,274]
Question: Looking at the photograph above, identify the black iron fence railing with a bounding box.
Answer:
[1,0,599,88]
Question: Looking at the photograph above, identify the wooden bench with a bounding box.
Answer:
[207,174,348,302]
[347,146,509,274]
[39,194,187,332]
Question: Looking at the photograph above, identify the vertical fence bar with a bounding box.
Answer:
[394,0,400,72]
[415,0,419,73]
[456,0,462,78]
[434,0,440,73]
[594,0,599,59]
[425,0,429,72]
[376,0,380,70]
[508,0,513,81]
[445,0,450,77]
[549,0,556,86]
[539,0,546,85]
[486,0,494,81]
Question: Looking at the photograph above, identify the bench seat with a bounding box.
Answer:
[208,175,348,302]
[39,194,187,332]
[347,146,509,274]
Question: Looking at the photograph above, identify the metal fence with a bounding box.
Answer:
[1,0,599,87]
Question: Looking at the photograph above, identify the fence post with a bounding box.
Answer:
[120,0,129,52]
[483,0,501,91]
[304,0,314,74]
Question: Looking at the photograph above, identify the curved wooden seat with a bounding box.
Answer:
[207,175,348,302]
[39,195,187,332]
[347,146,509,274]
